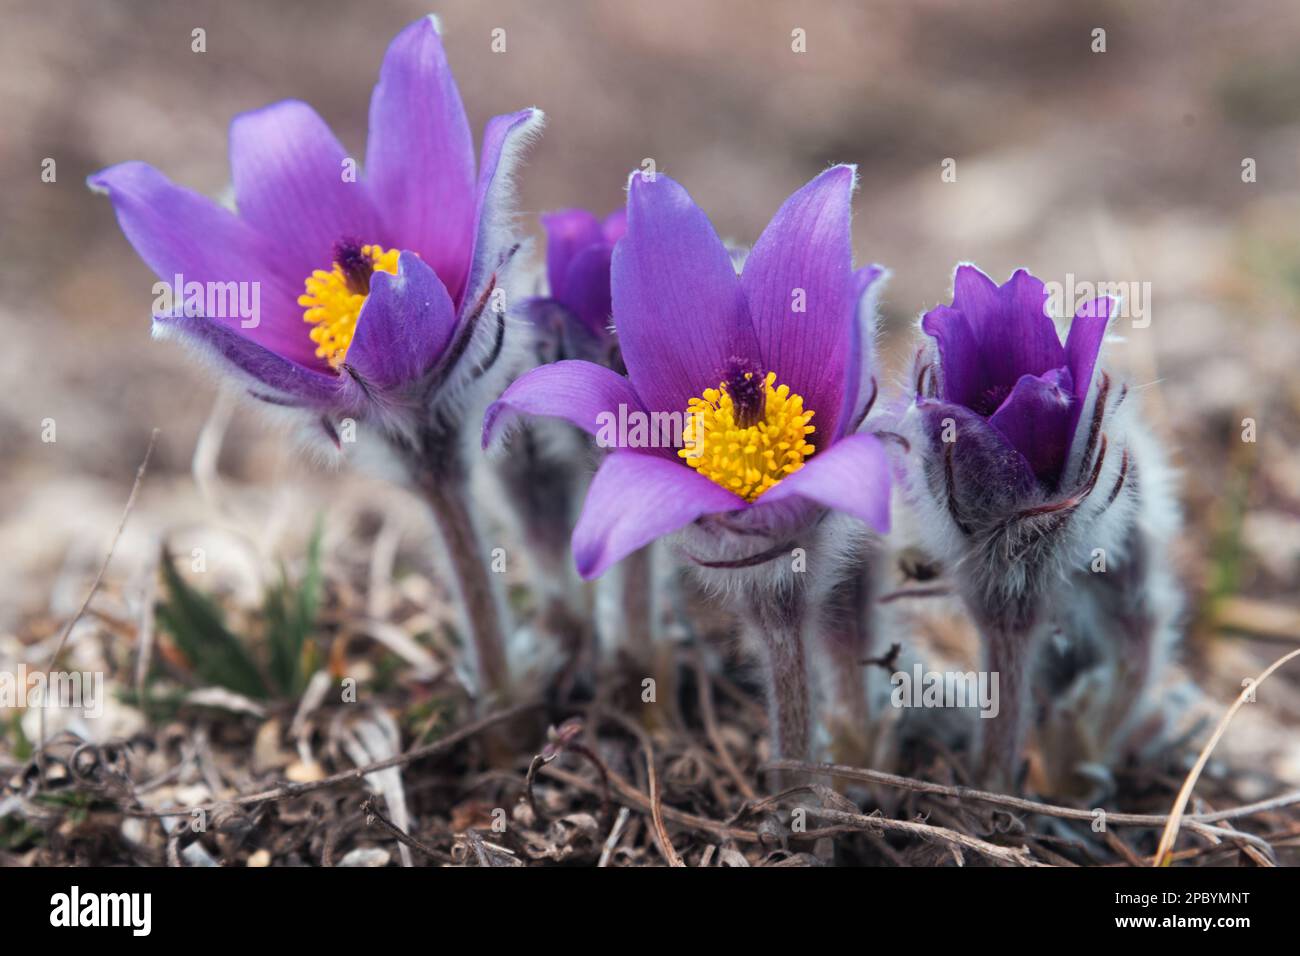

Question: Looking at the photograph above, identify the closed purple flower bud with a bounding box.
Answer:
[898,264,1143,788]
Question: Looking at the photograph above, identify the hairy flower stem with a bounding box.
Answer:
[419,475,511,701]
[495,424,591,682]
[1094,532,1158,744]
[814,568,874,769]
[620,545,677,729]
[740,588,811,771]
[620,545,656,662]
[975,614,1038,791]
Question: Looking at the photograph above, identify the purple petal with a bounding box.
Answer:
[840,264,887,433]
[153,312,340,407]
[612,173,759,415]
[561,244,615,336]
[1065,296,1111,405]
[463,108,545,310]
[758,433,892,532]
[573,452,745,578]
[541,208,603,299]
[741,165,855,442]
[88,161,312,365]
[950,264,1001,329]
[983,268,1066,383]
[365,16,477,303]
[230,100,382,285]
[602,209,628,244]
[921,304,983,409]
[345,252,457,392]
[987,368,1076,487]
[483,360,647,449]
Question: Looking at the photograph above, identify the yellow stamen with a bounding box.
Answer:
[297,244,400,368]
[678,370,815,502]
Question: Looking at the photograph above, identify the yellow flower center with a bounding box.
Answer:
[298,242,400,368]
[678,368,815,502]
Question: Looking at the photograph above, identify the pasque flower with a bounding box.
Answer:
[899,264,1145,788]
[485,167,892,758]
[89,16,543,700]
[90,16,540,433]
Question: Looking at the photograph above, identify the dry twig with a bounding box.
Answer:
[1154,647,1300,865]
[38,429,158,774]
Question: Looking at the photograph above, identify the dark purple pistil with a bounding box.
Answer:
[333,237,374,294]
[722,356,766,427]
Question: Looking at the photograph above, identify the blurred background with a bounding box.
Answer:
[1,0,1298,775]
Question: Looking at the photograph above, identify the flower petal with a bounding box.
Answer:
[921,304,983,409]
[741,165,856,441]
[983,268,1066,383]
[988,368,1076,487]
[1065,296,1111,405]
[573,452,745,578]
[950,263,1001,329]
[561,244,615,336]
[345,252,457,392]
[612,173,759,415]
[463,108,545,309]
[229,100,382,284]
[541,208,604,299]
[152,312,340,406]
[483,360,647,449]
[839,264,887,434]
[602,209,628,244]
[758,433,892,532]
[88,161,312,365]
[365,16,477,302]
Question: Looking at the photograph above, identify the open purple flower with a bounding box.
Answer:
[524,208,627,366]
[486,168,892,760]
[484,167,892,580]
[88,16,545,702]
[89,16,542,433]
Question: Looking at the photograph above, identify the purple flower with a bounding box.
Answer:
[484,167,892,579]
[88,17,542,426]
[903,264,1123,787]
[918,265,1110,491]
